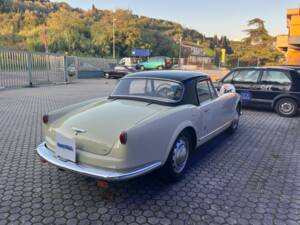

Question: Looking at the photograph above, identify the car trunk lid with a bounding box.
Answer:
[47,99,169,156]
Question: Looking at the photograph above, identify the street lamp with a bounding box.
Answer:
[113,18,117,59]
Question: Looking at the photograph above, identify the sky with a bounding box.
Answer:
[53,0,300,40]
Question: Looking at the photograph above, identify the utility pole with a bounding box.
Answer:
[113,18,116,59]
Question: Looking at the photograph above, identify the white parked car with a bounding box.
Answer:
[37,71,241,181]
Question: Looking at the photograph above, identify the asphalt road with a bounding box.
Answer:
[0,79,300,225]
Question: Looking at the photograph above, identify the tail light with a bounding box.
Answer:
[43,115,49,124]
[119,131,127,145]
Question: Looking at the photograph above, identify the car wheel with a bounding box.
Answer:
[157,66,163,70]
[227,106,240,134]
[163,134,190,181]
[140,66,145,71]
[275,98,298,117]
[104,73,110,79]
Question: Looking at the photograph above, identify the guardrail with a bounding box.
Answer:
[0,50,117,89]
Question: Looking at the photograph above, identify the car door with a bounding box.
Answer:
[194,79,222,142]
[231,69,261,104]
[256,69,292,105]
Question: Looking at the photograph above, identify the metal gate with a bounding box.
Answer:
[31,53,65,85]
[0,50,29,88]
[0,50,66,89]
[0,50,118,89]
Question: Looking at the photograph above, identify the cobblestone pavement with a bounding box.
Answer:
[0,79,300,225]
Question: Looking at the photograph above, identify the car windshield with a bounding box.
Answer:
[110,78,184,103]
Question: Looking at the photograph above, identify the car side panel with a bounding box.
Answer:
[217,93,239,124]
[140,61,164,69]
[255,70,300,109]
[252,69,291,107]
[197,93,239,145]
[112,105,199,168]
[233,70,262,105]
[116,93,240,169]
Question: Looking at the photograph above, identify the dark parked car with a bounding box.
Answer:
[104,65,136,79]
[216,67,300,117]
[280,65,300,73]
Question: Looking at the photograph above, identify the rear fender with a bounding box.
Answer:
[271,94,300,108]
[163,121,197,164]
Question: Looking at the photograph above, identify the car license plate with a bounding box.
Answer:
[56,133,76,162]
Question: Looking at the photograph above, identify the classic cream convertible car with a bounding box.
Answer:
[37,71,241,181]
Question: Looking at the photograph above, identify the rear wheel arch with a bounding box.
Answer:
[164,123,197,164]
[161,127,196,181]
[181,127,197,152]
[272,95,299,109]
[237,101,242,114]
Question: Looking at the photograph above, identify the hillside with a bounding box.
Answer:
[0,0,232,58]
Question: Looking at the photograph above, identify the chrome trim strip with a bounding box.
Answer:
[37,143,162,181]
[72,127,87,134]
[250,98,273,103]
[199,121,232,141]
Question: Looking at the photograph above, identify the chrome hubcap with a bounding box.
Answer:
[280,102,294,114]
[172,139,189,174]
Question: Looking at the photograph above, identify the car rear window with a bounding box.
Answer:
[111,78,184,103]
[261,70,291,85]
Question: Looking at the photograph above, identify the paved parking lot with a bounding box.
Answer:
[0,79,300,225]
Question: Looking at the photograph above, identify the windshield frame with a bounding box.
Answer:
[109,77,185,104]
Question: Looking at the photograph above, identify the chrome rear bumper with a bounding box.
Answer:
[36,142,162,181]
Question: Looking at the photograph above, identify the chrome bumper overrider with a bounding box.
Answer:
[36,142,162,181]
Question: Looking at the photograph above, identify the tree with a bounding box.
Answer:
[0,0,11,13]
[227,18,283,67]
[0,0,227,58]
[244,18,270,45]
[46,7,90,54]
[91,9,141,57]
[139,30,178,57]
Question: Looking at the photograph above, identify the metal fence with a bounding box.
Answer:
[0,50,117,89]
[76,57,116,71]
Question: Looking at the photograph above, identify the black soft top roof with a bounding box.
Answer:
[125,70,208,82]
